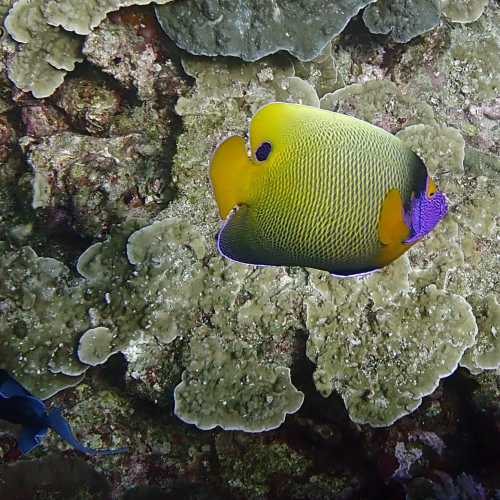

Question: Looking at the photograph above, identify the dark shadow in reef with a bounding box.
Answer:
[441,369,500,487]
[0,453,111,500]
[123,483,227,500]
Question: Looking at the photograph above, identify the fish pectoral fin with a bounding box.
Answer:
[378,189,410,246]
[377,189,412,268]
[218,205,264,266]
[210,135,253,219]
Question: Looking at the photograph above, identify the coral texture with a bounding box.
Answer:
[155,0,375,61]
[3,0,174,97]
[42,0,174,35]
[362,0,441,42]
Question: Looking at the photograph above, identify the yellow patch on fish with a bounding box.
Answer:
[210,102,442,276]
[377,189,412,268]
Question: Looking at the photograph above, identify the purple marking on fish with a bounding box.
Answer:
[404,177,448,245]
[330,268,380,279]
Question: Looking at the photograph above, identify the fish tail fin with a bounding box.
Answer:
[210,136,252,219]
[47,407,128,456]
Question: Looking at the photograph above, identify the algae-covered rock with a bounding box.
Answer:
[215,433,312,498]
[4,0,83,98]
[20,103,70,138]
[155,0,375,62]
[174,334,304,432]
[25,130,169,238]
[54,78,123,134]
[82,15,185,103]
[363,0,441,42]
[0,454,111,500]
[42,0,174,35]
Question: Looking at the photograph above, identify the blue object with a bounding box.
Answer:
[0,370,128,456]
[255,141,272,161]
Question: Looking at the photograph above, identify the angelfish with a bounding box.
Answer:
[0,370,128,456]
[209,103,448,277]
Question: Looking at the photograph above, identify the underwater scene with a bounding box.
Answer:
[0,0,499,498]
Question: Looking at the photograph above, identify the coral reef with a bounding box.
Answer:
[3,0,175,97]
[25,130,169,237]
[42,0,174,35]
[441,0,489,23]
[155,0,374,62]
[2,48,498,428]
[4,0,83,98]
[362,0,441,43]
[0,0,499,497]
[174,334,304,431]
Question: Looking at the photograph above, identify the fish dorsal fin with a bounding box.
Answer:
[210,136,253,219]
[377,189,411,267]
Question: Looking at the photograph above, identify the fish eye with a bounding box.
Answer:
[255,142,272,162]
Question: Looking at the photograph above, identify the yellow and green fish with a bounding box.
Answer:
[210,103,448,277]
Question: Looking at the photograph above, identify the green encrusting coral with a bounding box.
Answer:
[305,264,477,426]
[4,0,82,98]
[2,0,174,97]
[174,334,304,432]
[441,0,489,23]
[0,243,88,397]
[42,0,174,35]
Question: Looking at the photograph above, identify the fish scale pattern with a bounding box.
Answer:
[246,110,426,274]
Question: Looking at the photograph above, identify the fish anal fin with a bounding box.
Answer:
[210,136,252,219]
